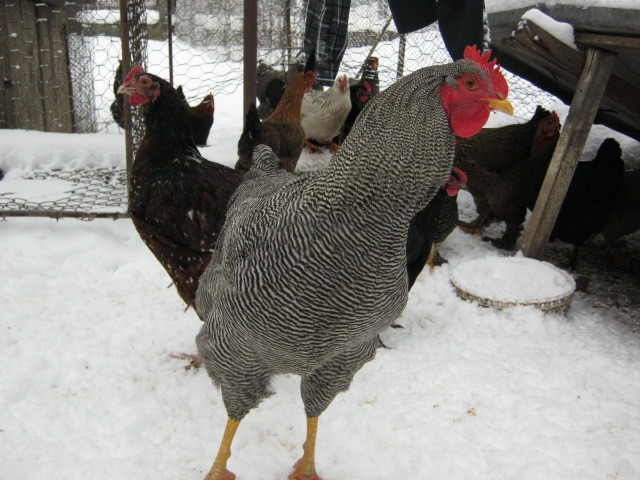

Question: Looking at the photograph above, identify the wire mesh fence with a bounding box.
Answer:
[0,0,557,220]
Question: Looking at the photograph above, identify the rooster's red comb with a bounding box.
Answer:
[124,65,144,84]
[452,167,468,185]
[463,45,508,98]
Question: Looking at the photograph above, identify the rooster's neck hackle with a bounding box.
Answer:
[141,76,195,160]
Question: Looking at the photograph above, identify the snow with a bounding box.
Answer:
[451,256,576,303]
[0,179,77,202]
[520,9,578,49]
[2,3,640,478]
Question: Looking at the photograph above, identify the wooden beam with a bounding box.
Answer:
[243,0,258,119]
[35,3,74,132]
[522,48,617,259]
[575,32,640,55]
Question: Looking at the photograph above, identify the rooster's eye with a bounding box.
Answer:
[464,77,478,90]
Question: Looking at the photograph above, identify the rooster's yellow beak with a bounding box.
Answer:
[485,97,514,116]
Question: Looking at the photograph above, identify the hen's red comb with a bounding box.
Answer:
[124,65,144,84]
[452,167,468,185]
[463,45,508,98]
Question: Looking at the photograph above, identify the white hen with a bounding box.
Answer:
[300,74,351,152]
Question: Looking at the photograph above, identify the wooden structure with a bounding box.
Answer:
[487,5,640,259]
[0,0,74,132]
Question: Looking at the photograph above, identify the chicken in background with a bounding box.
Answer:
[339,57,380,144]
[598,167,640,271]
[359,56,380,97]
[543,137,625,269]
[456,106,561,249]
[236,70,317,173]
[406,167,467,288]
[111,61,214,147]
[116,65,243,323]
[110,61,125,128]
[256,60,322,120]
[194,46,512,480]
[256,61,288,120]
[339,81,373,144]
[600,168,640,245]
[301,73,352,153]
[176,86,215,147]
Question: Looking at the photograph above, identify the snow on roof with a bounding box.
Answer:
[520,9,578,49]
[486,0,640,14]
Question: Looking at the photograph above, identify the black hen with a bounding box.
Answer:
[406,167,467,288]
[339,81,373,143]
[339,56,380,143]
[256,61,288,121]
[116,65,243,310]
[360,56,380,96]
[456,106,561,249]
[548,138,625,268]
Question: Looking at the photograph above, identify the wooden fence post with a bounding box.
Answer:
[522,48,617,259]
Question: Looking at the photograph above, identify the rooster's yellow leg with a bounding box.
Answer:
[289,416,322,480]
[204,418,240,480]
[427,243,438,272]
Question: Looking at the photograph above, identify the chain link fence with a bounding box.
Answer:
[0,0,555,219]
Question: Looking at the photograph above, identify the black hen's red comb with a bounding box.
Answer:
[452,167,468,185]
[124,65,144,84]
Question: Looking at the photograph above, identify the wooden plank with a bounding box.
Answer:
[575,32,640,55]
[522,48,617,259]
[35,3,74,132]
[0,2,9,129]
[2,0,46,130]
[49,5,74,132]
[243,0,258,119]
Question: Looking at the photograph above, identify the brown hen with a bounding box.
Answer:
[236,70,317,172]
[456,106,561,249]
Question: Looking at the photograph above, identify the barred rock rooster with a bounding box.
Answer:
[194,46,512,480]
[406,167,467,288]
[116,65,243,314]
[176,86,215,147]
[301,73,352,152]
[236,71,317,173]
[456,106,561,249]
